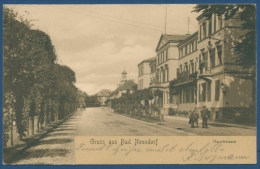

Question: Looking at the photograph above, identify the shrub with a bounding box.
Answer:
[168,108,176,116]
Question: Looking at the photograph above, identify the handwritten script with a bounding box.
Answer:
[75,137,251,164]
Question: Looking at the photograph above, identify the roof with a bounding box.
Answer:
[122,70,127,74]
[163,34,191,41]
[96,89,111,97]
[117,80,137,91]
[137,56,156,66]
[155,34,190,52]
[178,31,198,47]
[110,80,137,96]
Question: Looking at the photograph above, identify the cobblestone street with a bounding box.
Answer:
[8,108,256,164]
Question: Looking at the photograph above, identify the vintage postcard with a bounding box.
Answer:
[3,4,256,165]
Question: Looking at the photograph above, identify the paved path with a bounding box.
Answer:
[9,107,256,164]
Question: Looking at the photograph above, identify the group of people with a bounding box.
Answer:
[189,106,210,128]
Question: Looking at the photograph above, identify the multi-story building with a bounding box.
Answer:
[151,34,190,113]
[194,13,254,121]
[173,32,199,111]
[137,57,156,90]
[138,12,254,123]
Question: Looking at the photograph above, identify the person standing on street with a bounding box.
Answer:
[189,110,194,128]
[201,105,209,128]
[193,108,199,128]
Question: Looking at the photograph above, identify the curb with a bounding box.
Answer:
[3,111,77,164]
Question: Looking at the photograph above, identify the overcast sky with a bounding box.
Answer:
[8,4,199,95]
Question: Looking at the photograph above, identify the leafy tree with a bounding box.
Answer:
[4,7,80,142]
[4,7,58,138]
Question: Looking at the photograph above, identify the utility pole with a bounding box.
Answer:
[188,17,190,34]
[165,5,167,34]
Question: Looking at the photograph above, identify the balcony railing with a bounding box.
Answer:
[199,67,211,75]
[149,81,162,88]
[175,71,197,85]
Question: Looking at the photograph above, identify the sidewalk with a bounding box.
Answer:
[164,115,256,129]
[3,111,77,164]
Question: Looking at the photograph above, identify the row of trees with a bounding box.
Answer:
[84,95,101,107]
[108,89,162,119]
[4,7,80,147]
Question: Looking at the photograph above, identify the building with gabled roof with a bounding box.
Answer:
[109,69,137,99]
[151,34,191,112]
[96,89,111,106]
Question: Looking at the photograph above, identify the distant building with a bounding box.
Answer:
[96,89,111,106]
[110,69,137,99]
[137,57,156,90]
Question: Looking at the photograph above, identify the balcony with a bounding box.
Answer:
[149,81,162,88]
[174,71,197,86]
[198,67,212,81]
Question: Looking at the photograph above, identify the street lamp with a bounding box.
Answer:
[220,81,226,113]
[220,82,226,94]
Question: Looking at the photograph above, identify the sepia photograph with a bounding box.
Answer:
[3,3,257,165]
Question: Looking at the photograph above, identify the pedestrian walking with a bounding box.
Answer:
[192,108,199,128]
[188,110,193,127]
[201,105,210,128]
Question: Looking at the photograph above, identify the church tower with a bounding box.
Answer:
[121,69,127,85]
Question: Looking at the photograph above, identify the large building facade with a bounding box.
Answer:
[138,12,254,122]
[151,34,190,113]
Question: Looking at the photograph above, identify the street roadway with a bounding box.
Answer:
[9,107,256,164]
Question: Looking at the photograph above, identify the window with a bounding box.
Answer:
[209,48,216,67]
[185,88,190,103]
[156,70,159,82]
[191,42,194,52]
[218,15,223,30]
[215,111,219,119]
[184,63,188,73]
[185,46,187,56]
[209,17,212,35]
[162,52,164,62]
[180,48,183,58]
[214,14,216,32]
[162,69,165,82]
[190,60,194,73]
[203,51,208,71]
[191,87,194,103]
[202,22,206,39]
[215,80,220,101]
[199,83,206,102]
[207,82,211,102]
[217,45,222,65]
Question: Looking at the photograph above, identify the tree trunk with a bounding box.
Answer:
[13,93,25,139]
